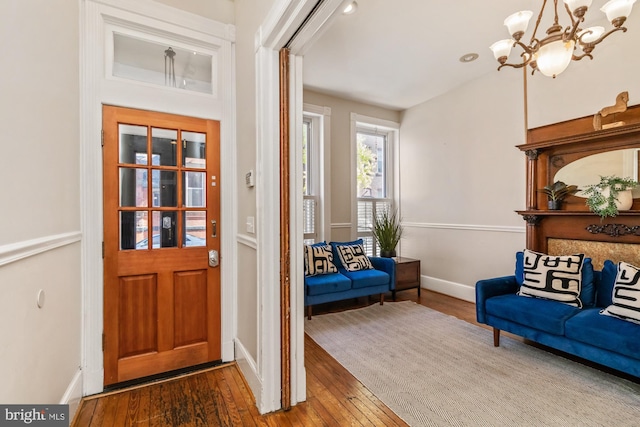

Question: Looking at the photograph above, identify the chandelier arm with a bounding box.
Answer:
[497,62,529,72]
[563,4,582,42]
[578,26,627,49]
[572,52,594,61]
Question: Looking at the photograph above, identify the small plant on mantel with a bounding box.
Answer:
[583,175,638,220]
[538,181,579,210]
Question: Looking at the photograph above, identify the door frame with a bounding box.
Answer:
[80,0,236,395]
[255,0,351,411]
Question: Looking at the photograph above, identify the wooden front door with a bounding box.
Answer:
[102,105,221,386]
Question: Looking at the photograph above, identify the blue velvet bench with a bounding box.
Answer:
[476,253,640,378]
[304,240,396,320]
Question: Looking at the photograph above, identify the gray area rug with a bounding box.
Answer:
[305,301,640,427]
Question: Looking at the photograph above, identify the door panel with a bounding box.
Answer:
[103,105,221,386]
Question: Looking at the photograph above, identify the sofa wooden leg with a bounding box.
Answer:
[380,294,384,305]
[493,328,500,347]
[307,305,312,320]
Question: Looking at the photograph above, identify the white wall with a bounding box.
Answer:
[0,0,82,406]
[399,10,640,302]
[233,0,277,405]
[400,70,526,301]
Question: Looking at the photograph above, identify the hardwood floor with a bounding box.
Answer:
[72,289,472,426]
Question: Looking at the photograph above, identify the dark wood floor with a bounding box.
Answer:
[71,289,477,426]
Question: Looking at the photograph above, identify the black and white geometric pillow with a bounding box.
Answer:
[335,243,373,272]
[304,244,338,276]
[601,261,640,324]
[518,249,585,307]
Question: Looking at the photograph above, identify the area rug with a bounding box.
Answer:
[304,301,640,427]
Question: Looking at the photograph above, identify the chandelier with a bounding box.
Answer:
[490,0,636,78]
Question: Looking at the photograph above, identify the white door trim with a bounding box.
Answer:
[80,0,236,395]
[254,0,350,413]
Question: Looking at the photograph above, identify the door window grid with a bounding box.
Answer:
[117,124,207,250]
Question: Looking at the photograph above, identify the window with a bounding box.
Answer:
[353,114,398,256]
[302,117,317,244]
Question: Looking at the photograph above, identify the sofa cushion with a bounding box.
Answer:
[600,261,640,324]
[517,250,587,308]
[333,241,374,272]
[596,259,618,308]
[515,251,595,307]
[565,308,640,360]
[305,272,351,296]
[304,243,338,276]
[341,268,389,289]
[485,294,581,336]
[330,239,365,269]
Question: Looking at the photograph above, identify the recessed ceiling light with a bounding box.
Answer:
[343,1,358,15]
[459,53,479,63]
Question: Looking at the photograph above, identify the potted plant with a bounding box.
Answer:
[582,175,638,219]
[538,181,579,210]
[372,209,403,258]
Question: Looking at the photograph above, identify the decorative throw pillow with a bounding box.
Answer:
[517,249,585,307]
[515,251,595,307]
[600,261,640,324]
[304,244,337,276]
[335,242,374,272]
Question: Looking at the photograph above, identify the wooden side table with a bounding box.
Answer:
[393,257,421,300]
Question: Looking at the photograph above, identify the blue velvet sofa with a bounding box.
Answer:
[304,240,395,320]
[476,255,640,378]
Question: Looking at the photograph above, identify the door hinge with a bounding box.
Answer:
[102,241,104,258]
[102,333,105,352]
[101,129,104,147]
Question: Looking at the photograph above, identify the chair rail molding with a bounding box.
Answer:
[402,222,525,234]
[0,232,82,267]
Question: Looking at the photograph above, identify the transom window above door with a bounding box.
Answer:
[110,32,215,95]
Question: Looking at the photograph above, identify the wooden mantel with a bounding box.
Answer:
[517,103,640,254]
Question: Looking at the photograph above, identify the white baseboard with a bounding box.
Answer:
[60,368,83,422]
[421,275,476,303]
[234,338,264,412]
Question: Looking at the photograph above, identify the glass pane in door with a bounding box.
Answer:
[152,170,177,207]
[184,172,205,207]
[184,211,206,247]
[119,124,148,164]
[120,211,147,250]
[152,211,177,248]
[119,167,148,207]
[182,131,206,169]
[152,128,178,167]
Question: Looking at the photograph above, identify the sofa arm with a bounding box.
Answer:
[475,275,519,324]
[369,257,396,290]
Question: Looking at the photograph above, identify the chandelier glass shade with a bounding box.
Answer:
[490,0,636,78]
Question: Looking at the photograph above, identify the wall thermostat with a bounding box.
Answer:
[246,170,255,187]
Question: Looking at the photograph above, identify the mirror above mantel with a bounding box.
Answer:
[553,148,640,199]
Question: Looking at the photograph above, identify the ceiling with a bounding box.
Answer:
[302,0,605,111]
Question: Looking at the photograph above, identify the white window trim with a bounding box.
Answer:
[350,113,400,241]
[303,103,331,243]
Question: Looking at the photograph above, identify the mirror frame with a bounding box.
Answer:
[519,104,640,212]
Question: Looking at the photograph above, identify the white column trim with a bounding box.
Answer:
[254,0,348,413]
